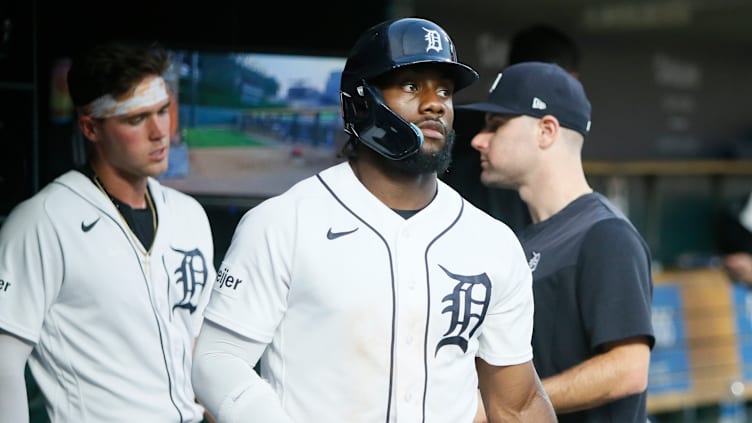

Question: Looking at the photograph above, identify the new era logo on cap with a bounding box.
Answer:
[532,97,547,110]
[458,61,592,137]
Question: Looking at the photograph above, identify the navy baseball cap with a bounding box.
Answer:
[458,61,592,136]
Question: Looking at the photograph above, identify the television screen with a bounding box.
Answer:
[159,49,349,202]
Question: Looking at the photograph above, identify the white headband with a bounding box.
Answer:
[86,76,169,118]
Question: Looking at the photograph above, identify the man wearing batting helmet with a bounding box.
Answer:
[192,17,555,423]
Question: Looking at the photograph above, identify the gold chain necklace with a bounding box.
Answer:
[92,174,157,250]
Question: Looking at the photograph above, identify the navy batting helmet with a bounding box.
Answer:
[340,17,478,160]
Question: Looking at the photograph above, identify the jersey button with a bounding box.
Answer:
[406,335,414,344]
[404,392,413,402]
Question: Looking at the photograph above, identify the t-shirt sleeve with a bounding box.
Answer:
[578,219,655,351]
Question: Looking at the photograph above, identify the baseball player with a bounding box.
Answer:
[192,18,555,423]
[0,42,215,422]
[460,62,654,422]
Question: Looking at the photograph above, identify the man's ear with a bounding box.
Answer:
[538,115,559,150]
[77,115,99,143]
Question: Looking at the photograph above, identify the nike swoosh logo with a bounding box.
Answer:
[326,227,358,240]
[81,217,101,232]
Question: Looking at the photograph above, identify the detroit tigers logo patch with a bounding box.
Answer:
[435,265,491,355]
[167,246,209,314]
[528,251,541,272]
[422,27,443,53]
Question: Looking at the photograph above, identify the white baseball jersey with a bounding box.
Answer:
[0,170,215,422]
[205,161,533,423]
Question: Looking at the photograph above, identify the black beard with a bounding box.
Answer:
[383,130,455,175]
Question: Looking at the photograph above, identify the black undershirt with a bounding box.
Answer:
[393,209,420,219]
[392,188,436,219]
[109,196,156,249]
[78,167,156,248]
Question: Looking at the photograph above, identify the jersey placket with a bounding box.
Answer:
[391,222,429,422]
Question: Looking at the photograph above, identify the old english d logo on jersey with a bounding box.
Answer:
[435,265,491,355]
[170,246,208,313]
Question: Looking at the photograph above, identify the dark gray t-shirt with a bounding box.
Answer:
[519,192,655,423]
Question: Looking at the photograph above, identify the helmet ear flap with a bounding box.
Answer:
[340,80,368,136]
[340,91,357,136]
[341,81,424,160]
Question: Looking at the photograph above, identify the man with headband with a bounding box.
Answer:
[0,41,216,422]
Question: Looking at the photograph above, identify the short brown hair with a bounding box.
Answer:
[67,41,169,109]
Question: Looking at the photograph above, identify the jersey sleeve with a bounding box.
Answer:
[476,226,535,366]
[202,197,293,343]
[578,219,655,351]
[0,198,64,344]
